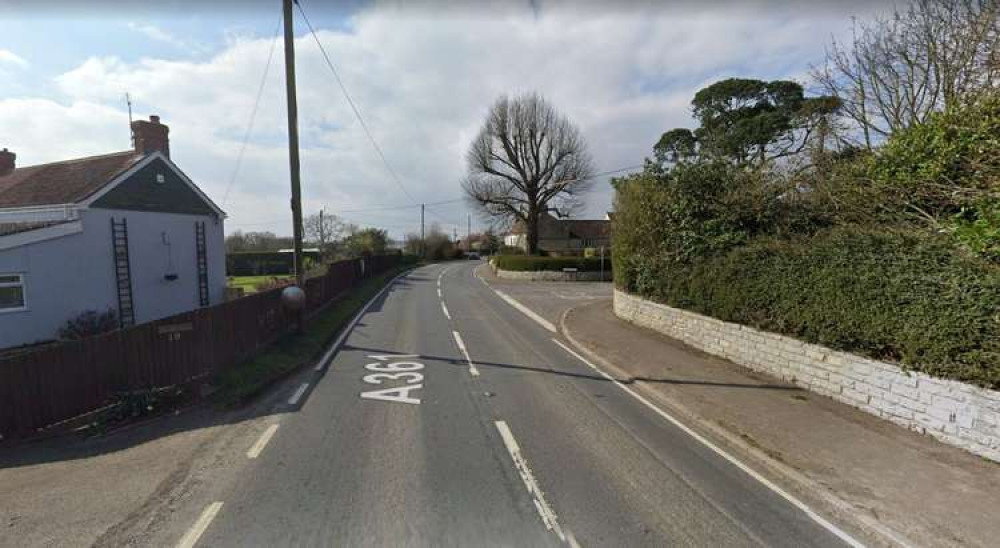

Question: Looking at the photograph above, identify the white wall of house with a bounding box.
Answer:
[0,207,225,349]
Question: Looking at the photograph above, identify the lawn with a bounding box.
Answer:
[227,275,292,294]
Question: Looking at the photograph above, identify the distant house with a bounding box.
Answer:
[0,115,227,350]
[503,212,611,254]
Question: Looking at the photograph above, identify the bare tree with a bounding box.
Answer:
[303,210,344,258]
[812,0,999,149]
[463,92,595,255]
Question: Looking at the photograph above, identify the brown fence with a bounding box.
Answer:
[0,254,402,440]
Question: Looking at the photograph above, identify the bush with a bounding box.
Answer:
[494,255,611,272]
[625,226,1000,388]
[59,309,118,340]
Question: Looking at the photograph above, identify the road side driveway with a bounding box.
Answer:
[474,262,610,327]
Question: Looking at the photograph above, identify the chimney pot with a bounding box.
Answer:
[131,114,170,158]
[0,148,15,176]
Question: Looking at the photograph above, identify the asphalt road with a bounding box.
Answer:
[182,262,857,547]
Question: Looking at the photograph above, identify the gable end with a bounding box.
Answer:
[90,157,219,217]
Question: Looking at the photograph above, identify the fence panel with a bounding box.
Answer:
[0,254,401,439]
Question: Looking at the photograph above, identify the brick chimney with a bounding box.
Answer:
[131,115,170,158]
[0,148,14,176]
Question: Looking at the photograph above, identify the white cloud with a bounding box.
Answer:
[0,49,28,67]
[5,3,866,238]
[127,22,205,54]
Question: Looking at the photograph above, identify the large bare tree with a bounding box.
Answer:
[812,0,999,149]
[463,92,594,255]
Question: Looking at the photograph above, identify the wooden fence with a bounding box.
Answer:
[0,254,401,440]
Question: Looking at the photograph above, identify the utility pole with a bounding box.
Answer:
[420,204,425,259]
[467,214,471,252]
[283,0,305,329]
[318,209,325,258]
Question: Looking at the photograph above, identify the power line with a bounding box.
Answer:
[296,0,420,204]
[222,14,282,207]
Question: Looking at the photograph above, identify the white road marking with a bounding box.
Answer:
[451,330,481,377]
[246,423,280,459]
[176,501,223,548]
[437,288,442,298]
[441,302,452,320]
[313,270,412,372]
[494,421,566,542]
[550,338,866,548]
[492,288,557,333]
[288,382,309,406]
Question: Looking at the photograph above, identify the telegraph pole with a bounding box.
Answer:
[283,0,305,329]
[420,204,425,259]
[318,209,325,256]
[467,214,471,252]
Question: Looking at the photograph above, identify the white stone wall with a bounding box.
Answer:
[614,289,1000,462]
[494,268,612,282]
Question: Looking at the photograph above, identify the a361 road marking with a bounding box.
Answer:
[359,353,425,405]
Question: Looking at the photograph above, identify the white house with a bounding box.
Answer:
[0,115,227,350]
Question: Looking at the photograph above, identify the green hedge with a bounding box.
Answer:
[621,226,1000,388]
[494,255,612,272]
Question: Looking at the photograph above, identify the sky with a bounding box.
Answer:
[0,0,887,241]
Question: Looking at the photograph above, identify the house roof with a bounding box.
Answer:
[508,214,610,240]
[0,151,145,209]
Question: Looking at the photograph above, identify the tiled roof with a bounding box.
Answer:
[0,151,144,208]
[508,214,610,239]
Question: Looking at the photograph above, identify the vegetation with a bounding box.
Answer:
[614,50,1000,388]
[463,92,594,255]
[215,266,409,404]
[58,309,118,340]
[494,255,610,272]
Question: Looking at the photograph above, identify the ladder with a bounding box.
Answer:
[110,217,136,327]
[195,221,210,307]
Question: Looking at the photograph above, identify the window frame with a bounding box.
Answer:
[0,273,28,314]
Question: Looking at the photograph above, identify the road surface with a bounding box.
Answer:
[177,262,859,547]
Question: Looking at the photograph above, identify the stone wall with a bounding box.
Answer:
[494,268,611,282]
[614,289,1000,462]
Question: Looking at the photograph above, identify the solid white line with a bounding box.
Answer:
[549,338,866,548]
[246,423,280,459]
[176,501,223,548]
[494,421,566,542]
[441,302,452,320]
[288,382,309,406]
[492,288,557,333]
[313,270,412,372]
[437,288,442,298]
[452,331,480,377]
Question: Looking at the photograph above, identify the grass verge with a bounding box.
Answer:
[213,266,409,405]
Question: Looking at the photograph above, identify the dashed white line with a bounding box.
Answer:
[246,423,280,459]
[441,302,452,320]
[176,501,223,548]
[288,382,309,406]
[452,331,480,377]
[494,421,566,542]
[550,338,866,548]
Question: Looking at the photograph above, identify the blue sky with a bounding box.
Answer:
[0,0,882,240]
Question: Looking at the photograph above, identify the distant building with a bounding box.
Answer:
[0,115,227,350]
[503,212,611,254]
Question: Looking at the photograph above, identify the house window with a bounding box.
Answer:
[0,274,26,312]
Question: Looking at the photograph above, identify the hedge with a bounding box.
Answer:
[620,226,1000,389]
[494,255,612,272]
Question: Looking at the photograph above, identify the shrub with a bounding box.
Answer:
[494,255,612,272]
[627,226,1000,388]
[59,309,118,340]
